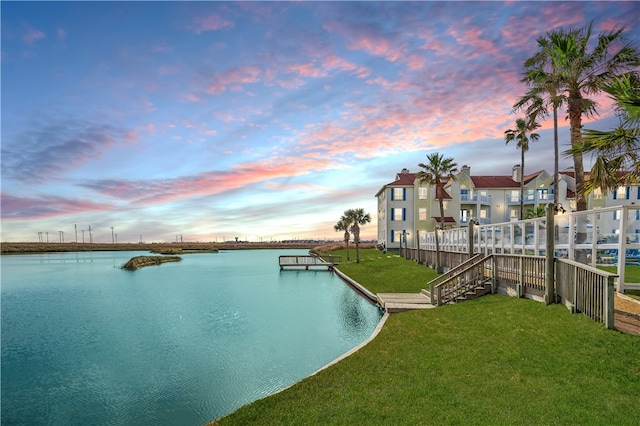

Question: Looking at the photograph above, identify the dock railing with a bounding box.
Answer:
[278,254,341,270]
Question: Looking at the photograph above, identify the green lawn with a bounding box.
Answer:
[323,248,439,293]
[598,264,640,301]
[214,250,640,425]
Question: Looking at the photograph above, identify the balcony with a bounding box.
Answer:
[508,192,555,206]
[460,193,492,205]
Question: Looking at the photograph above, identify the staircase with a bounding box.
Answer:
[423,255,493,306]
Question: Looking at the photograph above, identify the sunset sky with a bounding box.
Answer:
[2,1,638,243]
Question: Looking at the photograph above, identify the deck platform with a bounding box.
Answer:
[278,255,338,270]
[376,293,434,313]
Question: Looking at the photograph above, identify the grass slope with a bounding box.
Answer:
[214,249,640,425]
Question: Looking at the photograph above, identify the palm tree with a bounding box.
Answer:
[526,204,547,219]
[568,72,640,195]
[334,215,352,261]
[416,153,458,273]
[544,21,639,211]
[505,118,541,220]
[345,208,371,264]
[514,31,566,208]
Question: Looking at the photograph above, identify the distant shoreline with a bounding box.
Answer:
[0,241,328,254]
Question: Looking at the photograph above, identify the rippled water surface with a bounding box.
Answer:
[1,249,382,425]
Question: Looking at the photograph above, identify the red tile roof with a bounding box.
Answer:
[470,175,520,188]
[435,185,452,200]
[388,172,417,186]
[470,170,542,189]
[432,216,457,223]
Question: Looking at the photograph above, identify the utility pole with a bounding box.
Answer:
[111,227,115,244]
[74,224,78,243]
[88,226,93,244]
[59,231,64,243]
[46,232,49,243]
[38,232,43,243]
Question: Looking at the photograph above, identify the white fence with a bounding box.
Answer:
[419,205,640,292]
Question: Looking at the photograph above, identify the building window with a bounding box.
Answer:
[418,187,428,200]
[480,209,487,219]
[614,186,629,200]
[510,208,519,218]
[394,231,402,242]
[538,188,549,200]
[510,190,519,203]
[526,189,535,201]
[419,208,427,221]
[460,209,469,222]
[393,188,405,201]
[393,208,405,221]
[613,210,620,220]
[593,188,603,199]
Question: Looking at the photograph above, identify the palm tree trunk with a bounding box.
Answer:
[520,148,525,220]
[344,231,350,261]
[553,105,559,212]
[569,96,587,212]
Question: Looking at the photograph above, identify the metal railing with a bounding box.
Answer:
[418,205,639,291]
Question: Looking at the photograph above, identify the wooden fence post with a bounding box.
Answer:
[545,204,555,305]
[468,220,475,259]
[605,275,615,329]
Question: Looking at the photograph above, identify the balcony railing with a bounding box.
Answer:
[507,193,555,205]
[460,193,492,204]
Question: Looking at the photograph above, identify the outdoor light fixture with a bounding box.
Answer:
[554,203,566,214]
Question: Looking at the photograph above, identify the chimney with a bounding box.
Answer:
[512,164,522,182]
[400,168,409,174]
[461,165,470,175]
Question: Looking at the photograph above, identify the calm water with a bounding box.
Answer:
[1,249,382,425]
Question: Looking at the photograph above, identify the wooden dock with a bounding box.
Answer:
[376,293,434,313]
[278,255,340,270]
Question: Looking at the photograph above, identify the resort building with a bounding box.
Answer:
[375,165,640,250]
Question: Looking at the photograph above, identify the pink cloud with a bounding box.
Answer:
[349,35,403,62]
[23,26,45,44]
[57,28,66,40]
[322,53,358,72]
[83,157,335,205]
[206,65,262,94]
[184,93,203,102]
[192,14,234,34]
[288,62,324,78]
[1,192,112,220]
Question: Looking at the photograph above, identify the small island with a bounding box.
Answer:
[122,255,182,270]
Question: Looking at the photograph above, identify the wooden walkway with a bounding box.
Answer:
[376,293,434,313]
[279,255,338,270]
[615,293,640,336]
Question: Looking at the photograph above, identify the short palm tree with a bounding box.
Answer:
[334,216,352,261]
[345,208,371,264]
[416,153,458,273]
[505,118,540,220]
[526,204,547,219]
